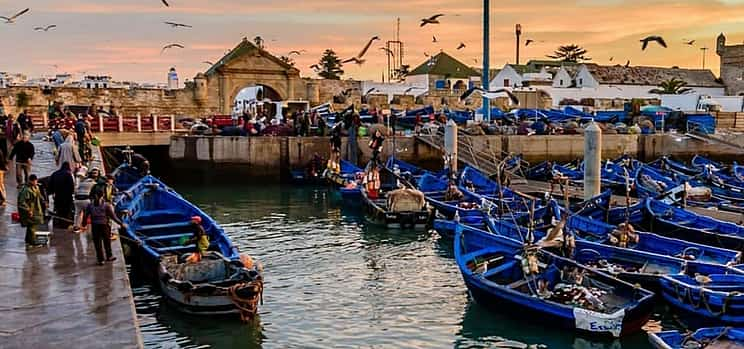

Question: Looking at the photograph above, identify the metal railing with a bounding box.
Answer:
[42,114,189,133]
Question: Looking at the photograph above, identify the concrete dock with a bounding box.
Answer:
[0,137,143,348]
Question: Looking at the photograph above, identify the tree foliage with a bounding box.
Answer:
[648,78,693,95]
[16,91,29,108]
[317,49,344,80]
[547,44,591,62]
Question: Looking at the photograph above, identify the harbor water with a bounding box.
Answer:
[131,183,669,349]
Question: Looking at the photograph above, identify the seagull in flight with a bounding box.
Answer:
[432,36,438,43]
[379,47,394,57]
[161,43,184,54]
[456,42,466,50]
[684,39,695,46]
[342,57,365,65]
[640,35,667,50]
[609,56,614,62]
[525,39,534,46]
[34,24,57,32]
[420,14,444,27]
[460,87,520,106]
[625,60,631,67]
[1,8,29,24]
[164,21,192,28]
[288,50,306,56]
[356,36,380,59]
[161,0,170,7]
[310,64,320,70]
[202,61,214,66]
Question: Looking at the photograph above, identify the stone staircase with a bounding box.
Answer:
[415,124,529,183]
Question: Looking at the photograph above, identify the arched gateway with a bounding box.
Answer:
[202,38,303,114]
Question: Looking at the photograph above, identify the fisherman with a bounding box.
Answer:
[48,161,75,228]
[184,215,209,262]
[369,129,385,164]
[82,191,126,265]
[73,168,100,233]
[18,174,44,248]
[444,180,464,201]
[329,126,342,154]
[9,131,34,187]
[609,223,638,248]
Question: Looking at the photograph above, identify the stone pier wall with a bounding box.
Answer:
[168,135,442,180]
[162,133,742,181]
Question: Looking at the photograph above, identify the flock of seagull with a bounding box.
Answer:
[0,5,711,79]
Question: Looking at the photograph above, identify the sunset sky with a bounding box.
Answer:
[2,0,744,84]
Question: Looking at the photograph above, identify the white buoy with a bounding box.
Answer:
[584,120,602,200]
[444,119,458,173]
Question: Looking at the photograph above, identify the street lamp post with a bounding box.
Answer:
[483,0,491,123]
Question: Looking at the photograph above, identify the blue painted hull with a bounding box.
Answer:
[660,274,744,327]
[454,224,655,337]
[649,327,744,349]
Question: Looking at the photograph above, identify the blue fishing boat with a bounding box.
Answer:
[111,163,146,192]
[117,176,263,318]
[735,164,744,183]
[649,156,701,176]
[532,200,742,266]
[486,218,735,291]
[454,223,655,338]
[635,165,729,208]
[417,173,488,220]
[660,273,744,327]
[691,155,726,172]
[325,159,364,200]
[649,327,744,349]
[644,199,744,251]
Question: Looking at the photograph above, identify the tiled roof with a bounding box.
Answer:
[408,52,480,78]
[582,64,723,88]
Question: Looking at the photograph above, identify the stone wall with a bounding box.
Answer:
[718,37,744,95]
[168,135,442,180]
[0,85,212,118]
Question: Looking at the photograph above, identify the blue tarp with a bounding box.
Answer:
[687,113,716,134]
[595,110,629,123]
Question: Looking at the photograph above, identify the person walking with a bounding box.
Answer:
[55,134,81,170]
[0,148,7,207]
[9,132,34,187]
[73,168,99,233]
[18,174,44,248]
[82,192,126,265]
[48,162,75,228]
[16,110,33,134]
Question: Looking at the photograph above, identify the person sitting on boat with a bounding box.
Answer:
[609,223,638,248]
[463,180,476,193]
[444,180,464,201]
[364,165,381,200]
[185,216,209,263]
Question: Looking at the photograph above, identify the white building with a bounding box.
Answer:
[0,72,27,87]
[167,67,179,90]
[489,64,524,88]
[78,75,114,89]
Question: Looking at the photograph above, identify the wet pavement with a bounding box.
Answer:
[0,137,142,348]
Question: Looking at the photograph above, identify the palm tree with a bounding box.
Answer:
[547,44,591,62]
[649,78,693,94]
